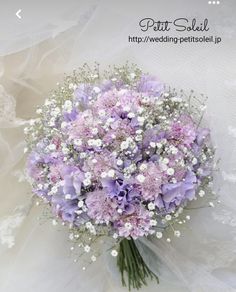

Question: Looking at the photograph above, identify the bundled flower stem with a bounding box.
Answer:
[118,238,159,290]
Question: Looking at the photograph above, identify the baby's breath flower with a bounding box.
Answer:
[147,202,155,211]
[166,168,175,175]
[156,232,163,239]
[136,174,145,183]
[165,215,172,221]
[174,230,181,237]
[199,190,205,197]
[111,250,118,257]
[84,245,91,253]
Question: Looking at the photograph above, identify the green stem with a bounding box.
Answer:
[117,238,159,290]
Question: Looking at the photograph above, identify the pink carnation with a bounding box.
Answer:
[86,190,118,223]
[94,89,118,113]
[84,151,117,179]
[169,115,196,147]
[115,206,152,239]
[68,110,102,140]
[139,162,163,201]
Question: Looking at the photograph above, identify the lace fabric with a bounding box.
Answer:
[0,0,236,291]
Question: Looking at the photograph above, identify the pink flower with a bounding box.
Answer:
[166,152,186,181]
[138,162,163,201]
[84,151,117,179]
[169,115,196,147]
[49,163,63,183]
[117,89,141,112]
[94,89,142,117]
[86,190,118,223]
[103,118,134,147]
[94,90,118,113]
[115,206,152,239]
[68,110,102,140]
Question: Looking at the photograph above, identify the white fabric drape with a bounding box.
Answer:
[0,0,236,291]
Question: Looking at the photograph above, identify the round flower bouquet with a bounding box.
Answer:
[25,64,215,290]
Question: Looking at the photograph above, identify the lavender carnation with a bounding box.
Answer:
[86,190,118,224]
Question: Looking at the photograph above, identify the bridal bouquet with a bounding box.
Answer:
[25,64,215,290]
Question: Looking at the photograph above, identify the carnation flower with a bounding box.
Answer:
[93,89,118,113]
[68,110,102,141]
[84,151,117,177]
[49,163,63,183]
[138,162,163,201]
[86,190,118,223]
[115,205,152,239]
[169,115,196,147]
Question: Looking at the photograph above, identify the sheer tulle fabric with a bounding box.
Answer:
[0,0,236,291]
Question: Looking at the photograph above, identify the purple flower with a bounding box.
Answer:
[86,190,118,223]
[63,108,78,122]
[100,80,113,92]
[27,149,56,183]
[74,84,90,109]
[168,115,196,147]
[142,126,165,149]
[62,168,84,198]
[51,194,78,223]
[138,162,162,201]
[26,151,44,181]
[196,128,210,146]
[157,171,197,212]
[137,74,163,95]
[114,205,152,239]
[102,178,141,214]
